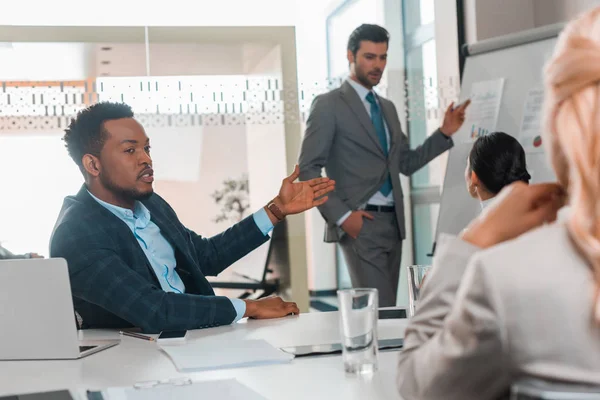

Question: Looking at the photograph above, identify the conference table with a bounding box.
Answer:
[0,311,408,399]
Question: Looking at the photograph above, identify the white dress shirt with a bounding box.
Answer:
[480,198,493,210]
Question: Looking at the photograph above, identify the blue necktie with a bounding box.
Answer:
[366,92,393,197]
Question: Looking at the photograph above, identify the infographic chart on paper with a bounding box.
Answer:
[466,78,505,139]
[519,87,545,152]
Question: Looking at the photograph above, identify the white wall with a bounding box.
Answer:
[243,44,281,75]
[95,43,248,77]
[533,0,600,26]
[294,2,332,85]
[0,0,296,26]
[0,42,276,80]
[155,124,248,240]
[464,0,536,43]
[0,0,336,87]
[0,132,81,256]
[0,43,93,80]
[464,0,600,44]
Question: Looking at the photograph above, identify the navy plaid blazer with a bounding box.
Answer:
[50,185,269,333]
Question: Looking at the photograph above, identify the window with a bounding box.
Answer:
[0,134,82,256]
[420,0,435,25]
[403,0,435,35]
[412,203,439,266]
[403,1,441,263]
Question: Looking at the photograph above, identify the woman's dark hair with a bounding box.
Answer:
[469,131,531,194]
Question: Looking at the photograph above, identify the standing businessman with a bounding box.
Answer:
[298,24,469,306]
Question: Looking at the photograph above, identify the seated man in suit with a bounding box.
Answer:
[0,244,42,259]
[50,102,335,333]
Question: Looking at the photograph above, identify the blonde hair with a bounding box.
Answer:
[544,6,600,321]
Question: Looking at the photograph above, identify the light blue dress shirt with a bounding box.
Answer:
[88,191,274,323]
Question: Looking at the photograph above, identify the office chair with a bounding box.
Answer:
[211,219,288,299]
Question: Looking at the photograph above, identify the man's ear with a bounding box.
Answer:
[347,49,354,65]
[82,154,101,178]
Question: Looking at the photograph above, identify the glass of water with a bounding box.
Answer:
[407,265,432,317]
[337,288,378,375]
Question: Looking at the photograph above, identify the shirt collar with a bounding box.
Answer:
[346,78,375,102]
[480,198,494,210]
[87,190,151,226]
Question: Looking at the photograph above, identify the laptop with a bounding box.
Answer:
[0,258,119,360]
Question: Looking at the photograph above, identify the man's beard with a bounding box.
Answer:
[355,65,380,88]
[99,172,153,202]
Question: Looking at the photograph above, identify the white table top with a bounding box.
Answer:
[0,311,407,400]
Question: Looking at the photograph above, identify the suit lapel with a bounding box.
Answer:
[340,81,385,158]
[379,98,397,153]
[76,186,157,278]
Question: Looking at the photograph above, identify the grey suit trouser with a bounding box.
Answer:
[339,211,402,307]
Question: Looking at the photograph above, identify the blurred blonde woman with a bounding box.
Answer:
[397,7,600,400]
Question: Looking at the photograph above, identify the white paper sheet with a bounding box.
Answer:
[160,339,294,372]
[102,378,267,400]
[518,87,545,152]
[466,78,505,139]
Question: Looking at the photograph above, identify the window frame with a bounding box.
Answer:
[402,0,440,262]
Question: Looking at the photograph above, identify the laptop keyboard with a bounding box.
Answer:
[79,345,97,353]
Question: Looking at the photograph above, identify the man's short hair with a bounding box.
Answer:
[347,24,390,56]
[63,102,134,171]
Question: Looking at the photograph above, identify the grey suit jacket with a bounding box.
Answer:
[398,221,600,400]
[298,80,453,242]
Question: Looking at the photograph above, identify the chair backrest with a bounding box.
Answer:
[209,219,288,296]
[511,378,600,400]
[261,218,289,283]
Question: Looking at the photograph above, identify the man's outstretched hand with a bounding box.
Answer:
[268,165,335,219]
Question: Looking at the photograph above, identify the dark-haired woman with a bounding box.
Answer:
[465,131,531,209]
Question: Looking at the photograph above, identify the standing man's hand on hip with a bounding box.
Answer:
[341,211,374,239]
[440,99,471,136]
